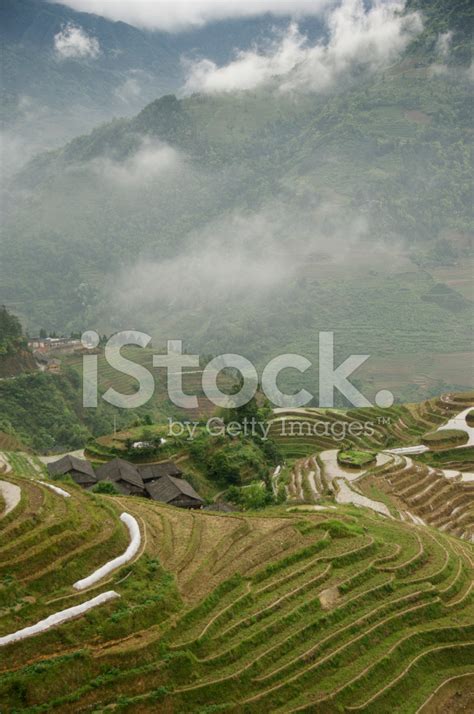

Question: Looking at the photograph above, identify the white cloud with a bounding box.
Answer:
[115,77,142,103]
[54,23,100,60]
[91,139,182,187]
[184,1,422,94]
[436,31,453,58]
[112,202,370,310]
[183,24,307,93]
[55,1,332,32]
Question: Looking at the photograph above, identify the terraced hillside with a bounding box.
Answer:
[280,393,474,543]
[65,347,233,421]
[0,451,473,712]
[270,392,474,458]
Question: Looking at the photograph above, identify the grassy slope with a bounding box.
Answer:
[0,451,472,713]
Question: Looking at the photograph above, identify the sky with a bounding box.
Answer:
[53,0,334,32]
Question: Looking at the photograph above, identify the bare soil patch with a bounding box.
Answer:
[319,586,340,610]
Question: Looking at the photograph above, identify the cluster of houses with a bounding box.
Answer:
[47,455,205,509]
[28,337,83,353]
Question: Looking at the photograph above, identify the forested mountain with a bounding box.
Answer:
[1,0,324,167]
[1,0,472,402]
[0,306,36,378]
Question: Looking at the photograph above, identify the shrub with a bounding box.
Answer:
[337,449,376,468]
[92,481,119,495]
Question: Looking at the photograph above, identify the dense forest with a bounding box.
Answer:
[0,305,25,355]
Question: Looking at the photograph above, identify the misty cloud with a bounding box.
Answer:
[90,139,182,187]
[436,31,453,58]
[184,1,422,95]
[111,203,371,312]
[56,0,332,32]
[54,23,100,60]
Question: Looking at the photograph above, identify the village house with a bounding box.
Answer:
[137,461,204,507]
[46,358,61,374]
[138,461,183,482]
[47,455,205,508]
[47,455,97,489]
[34,352,62,374]
[145,474,204,509]
[28,337,82,354]
[95,458,146,496]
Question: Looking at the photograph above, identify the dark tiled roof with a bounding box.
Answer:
[48,455,95,479]
[203,502,235,512]
[145,475,204,504]
[138,461,183,482]
[95,458,144,489]
[71,471,97,485]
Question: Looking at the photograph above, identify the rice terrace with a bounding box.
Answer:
[0,391,473,712]
[1,0,473,711]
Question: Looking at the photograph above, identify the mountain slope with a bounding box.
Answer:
[0,452,473,711]
[1,0,325,142]
[1,0,472,402]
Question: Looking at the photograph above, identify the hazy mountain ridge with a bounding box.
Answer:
[1,0,325,126]
[1,0,472,402]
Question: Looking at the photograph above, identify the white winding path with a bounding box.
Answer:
[73,513,141,591]
[0,591,119,647]
[0,480,21,517]
[43,482,71,498]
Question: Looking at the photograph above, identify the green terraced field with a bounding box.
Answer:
[269,392,474,458]
[0,425,473,713]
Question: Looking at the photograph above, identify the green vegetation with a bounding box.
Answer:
[0,368,143,453]
[91,481,119,495]
[0,343,233,453]
[269,392,471,458]
[422,428,469,449]
[337,449,376,468]
[0,306,36,379]
[0,306,24,356]
[0,454,472,713]
[226,481,276,510]
[416,445,474,470]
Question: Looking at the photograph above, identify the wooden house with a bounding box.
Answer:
[47,455,96,489]
[145,474,204,509]
[138,460,183,483]
[95,458,145,496]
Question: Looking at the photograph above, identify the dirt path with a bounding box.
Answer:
[0,480,21,517]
